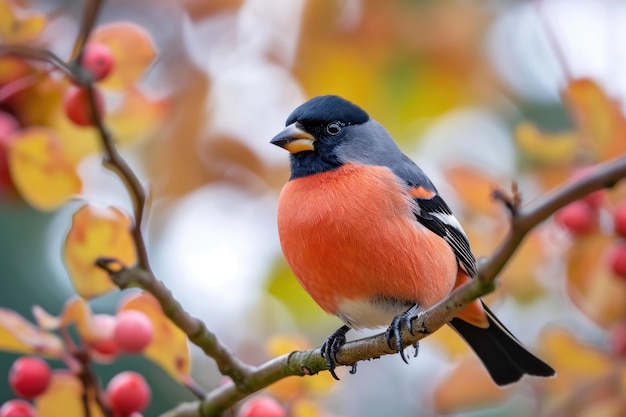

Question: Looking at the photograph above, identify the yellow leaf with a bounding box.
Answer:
[542,328,610,377]
[47,104,101,164]
[291,398,323,417]
[566,233,626,328]
[0,3,46,44]
[499,232,548,303]
[90,22,157,91]
[433,355,512,414]
[540,328,613,405]
[0,308,63,357]
[515,122,578,165]
[64,204,137,299]
[7,128,82,211]
[35,371,104,417]
[107,88,170,145]
[427,324,471,357]
[118,292,191,382]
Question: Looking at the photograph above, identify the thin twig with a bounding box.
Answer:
[86,85,152,273]
[96,260,255,386]
[535,0,573,82]
[75,350,113,417]
[0,45,75,77]
[70,0,105,62]
[157,154,626,417]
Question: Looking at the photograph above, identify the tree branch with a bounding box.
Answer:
[156,154,626,417]
[95,260,255,386]
[8,5,626,416]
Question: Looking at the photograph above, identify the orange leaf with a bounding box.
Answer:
[7,128,82,211]
[566,233,626,328]
[445,166,502,216]
[0,57,32,85]
[35,371,104,417]
[0,308,63,357]
[90,22,157,91]
[0,3,46,44]
[118,292,191,382]
[33,298,109,343]
[432,355,512,414]
[64,204,137,299]
[564,78,626,161]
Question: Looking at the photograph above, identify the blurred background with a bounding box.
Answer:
[2,0,626,416]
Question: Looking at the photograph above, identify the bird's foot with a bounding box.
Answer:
[385,304,420,364]
[320,325,351,380]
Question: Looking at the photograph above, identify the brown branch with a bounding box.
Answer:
[156,154,626,417]
[86,85,152,272]
[70,0,105,62]
[8,6,626,416]
[75,350,113,417]
[95,260,255,386]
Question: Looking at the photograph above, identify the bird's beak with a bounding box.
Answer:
[270,123,315,153]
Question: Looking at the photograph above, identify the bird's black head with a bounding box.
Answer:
[270,95,370,179]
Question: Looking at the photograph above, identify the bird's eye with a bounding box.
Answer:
[326,122,342,136]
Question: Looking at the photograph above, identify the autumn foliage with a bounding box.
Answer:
[1,1,626,417]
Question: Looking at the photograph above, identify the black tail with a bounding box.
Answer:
[449,303,555,386]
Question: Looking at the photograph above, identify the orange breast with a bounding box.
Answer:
[277,164,458,324]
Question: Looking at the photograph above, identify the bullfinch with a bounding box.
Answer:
[270,95,555,385]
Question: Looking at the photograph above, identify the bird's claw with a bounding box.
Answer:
[386,304,420,364]
[320,325,350,380]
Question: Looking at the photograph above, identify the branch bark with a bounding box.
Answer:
[5,8,626,416]
[158,156,626,416]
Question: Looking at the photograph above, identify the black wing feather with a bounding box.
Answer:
[411,193,477,278]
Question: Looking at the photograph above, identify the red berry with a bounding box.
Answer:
[614,203,626,238]
[555,201,597,235]
[88,314,119,358]
[113,310,154,354]
[239,396,286,417]
[62,86,105,127]
[81,43,115,81]
[106,371,151,414]
[0,111,20,187]
[0,399,37,417]
[608,243,626,280]
[610,322,626,357]
[8,356,51,399]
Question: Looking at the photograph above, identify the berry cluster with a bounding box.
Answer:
[63,42,114,127]
[88,310,154,358]
[556,192,626,281]
[0,309,154,416]
[0,42,115,190]
[554,168,626,358]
